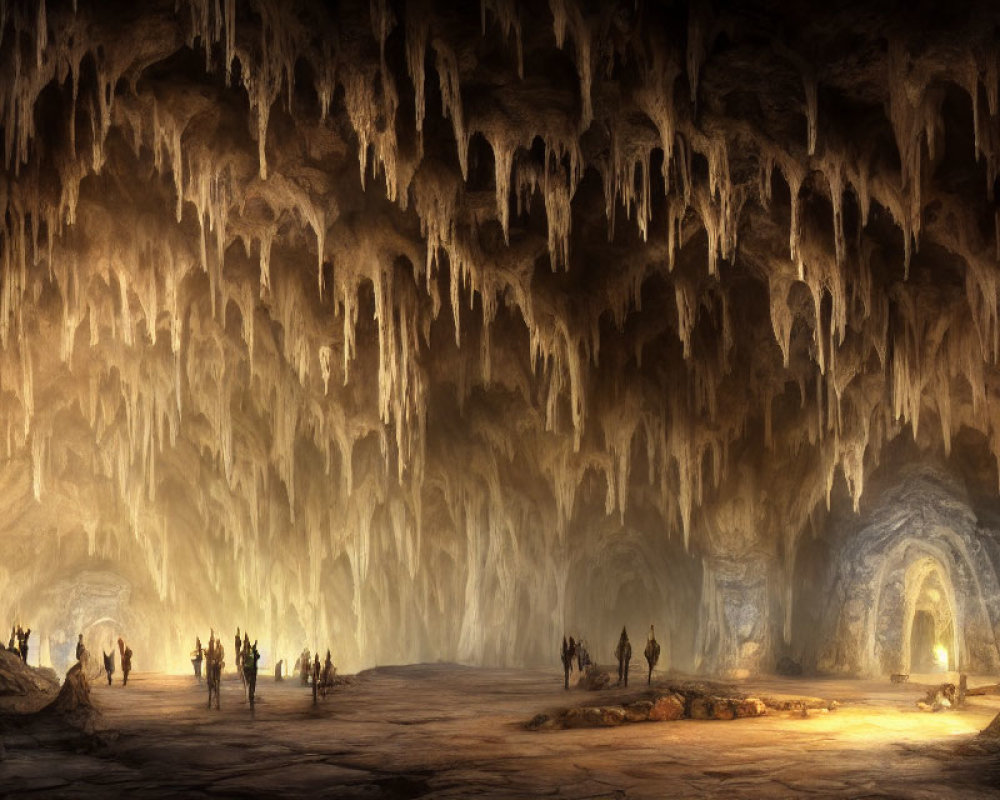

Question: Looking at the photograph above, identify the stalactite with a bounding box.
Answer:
[433,40,468,180]
[804,74,818,156]
[5,0,1000,679]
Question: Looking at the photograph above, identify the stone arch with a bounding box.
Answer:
[817,464,1000,677]
[868,541,963,675]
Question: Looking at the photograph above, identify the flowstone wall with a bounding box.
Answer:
[4,0,1000,676]
[814,463,1000,677]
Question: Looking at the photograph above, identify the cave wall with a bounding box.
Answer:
[3,0,1000,675]
[811,461,1000,676]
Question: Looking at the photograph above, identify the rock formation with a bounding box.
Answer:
[1,0,1000,677]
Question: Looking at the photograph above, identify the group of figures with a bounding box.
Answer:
[6,625,31,663]
[199,632,226,709]
[558,636,593,689]
[192,628,261,709]
[96,636,133,686]
[294,648,338,704]
[561,626,660,689]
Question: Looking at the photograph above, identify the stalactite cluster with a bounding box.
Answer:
[3,0,1000,675]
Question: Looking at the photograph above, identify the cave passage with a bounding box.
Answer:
[3,0,1000,796]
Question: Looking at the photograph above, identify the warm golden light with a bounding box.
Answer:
[934,644,949,669]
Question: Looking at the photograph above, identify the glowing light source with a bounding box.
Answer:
[933,644,949,669]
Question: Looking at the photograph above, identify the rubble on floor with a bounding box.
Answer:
[524,680,831,730]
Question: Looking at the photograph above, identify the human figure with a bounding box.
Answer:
[76,634,85,662]
[241,633,251,690]
[121,642,133,686]
[235,628,242,673]
[275,659,283,681]
[560,636,575,690]
[578,639,591,670]
[206,633,217,708]
[19,626,30,663]
[206,632,224,710]
[192,636,203,682]
[615,627,632,687]
[644,625,660,685]
[245,639,260,707]
[300,648,311,686]
[311,653,320,705]
[103,649,115,686]
[320,650,334,698]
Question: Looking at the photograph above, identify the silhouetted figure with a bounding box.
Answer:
[560,636,576,690]
[235,628,244,687]
[117,637,132,686]
[577,639,591,671]
[644,625,660,685]
[76,634,85,662]
[18,626,30,663]
[192,637,203,681]
[206,631,224,710]
[615,627,632,687]
[275,659,283,681]
[103,650,115,686]
[245,639,260,708]
[311,653,321,705]
[299,648,311,686]
[320,650,335,698]
[241,632,251,690]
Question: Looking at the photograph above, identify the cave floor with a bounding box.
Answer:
[3,664,1000,798]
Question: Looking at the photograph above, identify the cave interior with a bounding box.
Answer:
[4,0,1000,796]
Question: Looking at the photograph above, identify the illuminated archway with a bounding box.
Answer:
[870,541,966,676]
[901,559,958,674]
[817,464,1000,677]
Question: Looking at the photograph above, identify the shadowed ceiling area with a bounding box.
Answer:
[3,0,1000,678]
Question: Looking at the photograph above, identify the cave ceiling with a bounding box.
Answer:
[2,0,1000,671]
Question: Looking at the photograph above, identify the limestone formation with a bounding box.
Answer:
[1,0,1000,679]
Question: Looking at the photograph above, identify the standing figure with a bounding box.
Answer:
[206,634,217,709]
[206,632,224,710]
[245,639,260,708]
[644,625,661,685]
[76,634,85,662]
[18,626,30,663]
[241,633,251,691]
[234,628,242,679]
[192,637,204,682]
[234,629,244,687]
[311,653,321,705]
[320,650,335,698]
[299,649,311,686]
[103,649,115,686]
[120,640,133,686]
[615,627,632,687]
[560,636,576,690]
[275,659,284,681]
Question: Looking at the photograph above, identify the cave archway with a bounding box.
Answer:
[818,463,1000,677]
[871,542,965,676]
[902,559,958,674]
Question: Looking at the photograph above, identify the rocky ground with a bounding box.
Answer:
[2,664,1000,797]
